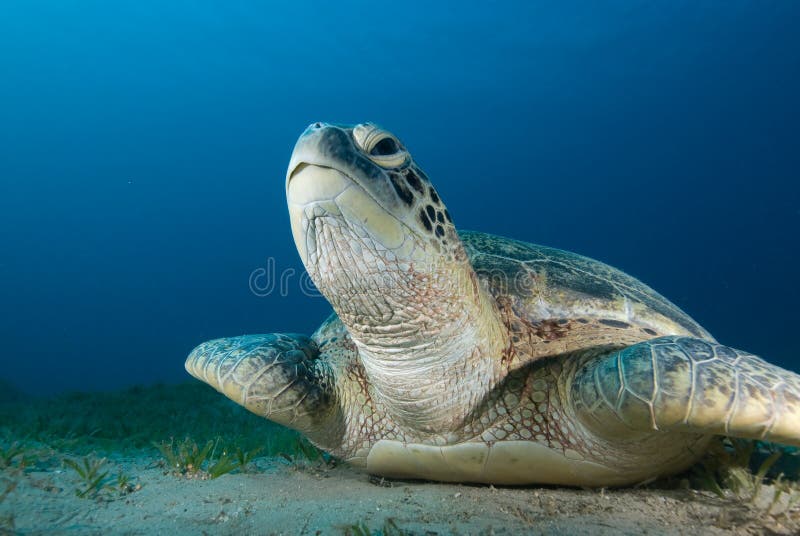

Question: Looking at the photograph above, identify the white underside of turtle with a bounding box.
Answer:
[186,122,800,487]
[364,440,677,487]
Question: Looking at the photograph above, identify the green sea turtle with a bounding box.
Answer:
[186,122,800,486]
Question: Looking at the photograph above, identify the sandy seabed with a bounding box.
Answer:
[3,453,800,536]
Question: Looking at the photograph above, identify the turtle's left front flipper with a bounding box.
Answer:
[185,334,344,447]
[572,336,800,447]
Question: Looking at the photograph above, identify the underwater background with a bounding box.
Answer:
[1,1,798,396]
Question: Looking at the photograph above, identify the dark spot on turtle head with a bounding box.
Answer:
[444,209,452,223]
[404,169,424,194]
[643,328,657,336]
[389,174,414,206]
[430,188,440,204]
[419,209,432,232]
[435,224,445,237]
[599,319,631,329]
[436,211,444,223]
[426,205,435,220]
[576,318,589,324]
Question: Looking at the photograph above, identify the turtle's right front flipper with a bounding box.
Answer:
[572,336,800,447]
[186,334,345,448]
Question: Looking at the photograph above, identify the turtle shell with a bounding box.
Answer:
[460,230,713,367]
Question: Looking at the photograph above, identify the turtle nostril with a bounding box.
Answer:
[303,122,325,137]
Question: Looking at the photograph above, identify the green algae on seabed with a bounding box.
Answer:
[2,381,796,485]
[153,437,262,479]
[1,380,800,534]
[0,382,314,458]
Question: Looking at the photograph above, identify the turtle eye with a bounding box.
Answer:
[370,136,400,156]
[354,124,408,167]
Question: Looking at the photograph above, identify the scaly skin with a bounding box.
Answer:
[186,325,711,485]
[573,336,800,447]
[286,123,509,435]
[186,318,800,485]
[186,122,800,486]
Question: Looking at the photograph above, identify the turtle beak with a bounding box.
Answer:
[286,162,351,267]
[285,122,329,189]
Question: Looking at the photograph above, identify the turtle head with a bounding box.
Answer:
[286,122,458,270]
[285,122,507,434]
[286,122,471,338]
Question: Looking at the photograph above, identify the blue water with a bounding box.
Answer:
[1,2,797,395]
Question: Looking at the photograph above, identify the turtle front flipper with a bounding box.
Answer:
[572,336,800,447]
[185,334,344,449]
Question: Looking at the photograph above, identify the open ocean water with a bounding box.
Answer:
[1,1,798,395]
[1,2,799,534]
